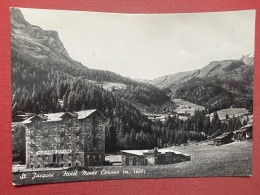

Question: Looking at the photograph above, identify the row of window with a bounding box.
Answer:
[29,157,104,168]
[33,134,103,142]
[30,153,103,159]
[33,136,102,144]
[65,118,103,124]
[30,162,76,168]
[33,124,104,131]
[30,159,106,168]
[31,153,82,161]
[30,125,104,135]
[34,135,81,141]
[35,142,103,150]
[30,153,102,162]
[86,153,102,159]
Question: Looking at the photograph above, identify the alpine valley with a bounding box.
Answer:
[11,7,254,163]
[149,53,254,113]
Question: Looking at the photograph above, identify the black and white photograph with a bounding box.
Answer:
[11,7,255,185]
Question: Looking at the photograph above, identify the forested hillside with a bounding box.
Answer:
[11,49,169,114]
[150,57,254,113]
[175,76,253,113]
[11,7,170,115]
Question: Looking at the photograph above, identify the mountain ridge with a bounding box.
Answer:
[149,57,254,97]
[11,8,173,115]
[10,8,85,68]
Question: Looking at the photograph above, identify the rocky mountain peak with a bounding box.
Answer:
[10,8,78,64]
[10,7,30,26]
[239,53,254,65]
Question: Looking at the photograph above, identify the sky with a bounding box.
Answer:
[20,8,256,80]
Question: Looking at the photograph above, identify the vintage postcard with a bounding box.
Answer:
[11,7,255,185]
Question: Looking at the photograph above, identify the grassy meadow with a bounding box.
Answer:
[13,141,252,185]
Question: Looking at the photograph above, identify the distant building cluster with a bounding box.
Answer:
[21,109,107,169]
[214,123,253,146]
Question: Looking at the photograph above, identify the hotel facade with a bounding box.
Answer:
[21,109,107,169]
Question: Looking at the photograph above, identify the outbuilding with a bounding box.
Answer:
[214,132,233,146]
[233,124,253,141]
[121,148,190,166]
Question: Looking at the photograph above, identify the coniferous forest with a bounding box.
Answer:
[175,76,253,114]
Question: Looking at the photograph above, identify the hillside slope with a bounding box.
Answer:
[11,8,172,114]
[11,8,79,65]
[149,54,254,112]
[150,59,254,96]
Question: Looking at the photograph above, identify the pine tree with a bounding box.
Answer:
[129,128,136,149]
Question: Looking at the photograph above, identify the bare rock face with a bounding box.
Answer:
[10,8,30,26]
[239,53,254,66]
[10,8,75,63]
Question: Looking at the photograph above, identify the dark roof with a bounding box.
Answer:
[241,124,253,129]
[120,149,182,156]
[214,132,233,140]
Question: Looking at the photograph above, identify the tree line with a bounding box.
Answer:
[11,49,169,115]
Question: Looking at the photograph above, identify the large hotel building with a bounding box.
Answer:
[21,109,107,169]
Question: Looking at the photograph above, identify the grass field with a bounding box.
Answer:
[168,141,252,177]
[84,79,127,91]
[211,108,250,120]
[172,99,205,116]
[13,141,252,185]
[101,82,126,91]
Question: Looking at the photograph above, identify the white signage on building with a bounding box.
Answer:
[36,149,72,155]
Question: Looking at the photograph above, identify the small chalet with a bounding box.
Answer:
[121,148,190,166]
[233,124,253,141]
[214,132,233,146]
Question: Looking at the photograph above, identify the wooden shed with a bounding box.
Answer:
[214,132,233,146]
[233,124,253,141]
